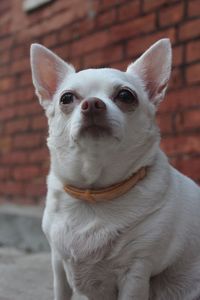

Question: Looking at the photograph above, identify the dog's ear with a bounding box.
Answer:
[126,39,172,106]
[30,44,75,108]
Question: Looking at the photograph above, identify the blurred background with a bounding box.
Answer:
[0,0,200,206]
[0,1,199,298]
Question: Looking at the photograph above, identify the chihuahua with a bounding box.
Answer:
[31,39,200,300]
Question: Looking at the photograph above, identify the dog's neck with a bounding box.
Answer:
[50,136,159,191]
[63,167,147,203]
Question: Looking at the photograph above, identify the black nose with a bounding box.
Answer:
[81,98,106,115]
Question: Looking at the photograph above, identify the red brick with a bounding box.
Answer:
[83,45,123,68]
[0,88,35,108]
[0,107,16,121]
[0,181,25,195]
[127,28,176,58]
[0,77,15,92]
[0,51,10,65]
[15,102,43,117]
[143,0,168,12]
[28,2,87,38]
[17,72,33,88]
[179,19,200,41]
[70,18,96,39]
[100,0,122,10]
[0,37,12,51]
[86,0,101,16]
[0,167,10,180]
[5,118,30,134]
[24,182,47,197]
[0,64,9,77]
[11,58,29,73]
[173,45,183,67]
[188,0,200,17]
[1,151,28,165]
[186,63,200,84]
[173,157,200,181]
[53,44,71,61]
[11,45,29,60]
[156,113,173,134]
[160,86,200,113]
[58,24,75,43]
[28,148,49,163]
[71,31,109,56]
[97,9,116,28]
[159,3,184,27]
[13,88,35,104]
[0,15,11,35]
[13,166,40,180]
[161,134,200,156]
[111,59,131,71]
[175,109,200,132]
[37,0,72,20]
[0,0,11,12]
[13,133,42,149]
[118,1,140,21]
[186,40,200,63]
[42,32,58,48]
[31,115,47,130]
[67,56,82,70]
[110,13,156,43]
[169,67,183,90]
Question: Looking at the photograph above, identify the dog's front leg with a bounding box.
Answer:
[52,250,72,300]
[118,260,150,300]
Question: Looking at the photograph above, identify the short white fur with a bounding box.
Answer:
[31,39,200,300]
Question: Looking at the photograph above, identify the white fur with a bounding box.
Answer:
[31,39,200,300]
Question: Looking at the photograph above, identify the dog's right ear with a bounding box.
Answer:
[30,44,75,109]
[126,39,171,107]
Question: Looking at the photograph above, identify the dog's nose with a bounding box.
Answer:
[81,98,106,115]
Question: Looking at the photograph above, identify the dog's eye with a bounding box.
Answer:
[60,92,74,105]
[115,89,138,104]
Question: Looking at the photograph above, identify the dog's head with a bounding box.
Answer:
[30,39,171,186]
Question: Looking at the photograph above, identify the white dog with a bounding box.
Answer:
[31,39,200,300]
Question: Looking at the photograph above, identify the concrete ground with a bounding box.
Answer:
[0,247,53,300]
[0,247,88,300]
[0,205,87,300]
[0,204,53,300]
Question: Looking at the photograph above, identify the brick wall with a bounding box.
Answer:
[0,0,199,205]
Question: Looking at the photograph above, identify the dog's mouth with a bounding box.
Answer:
[80,124,112,138]
[71,115,122,142]
[77,115,112,137]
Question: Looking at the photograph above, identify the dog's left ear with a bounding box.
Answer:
[30,44,75,109]
[126,39,172,106]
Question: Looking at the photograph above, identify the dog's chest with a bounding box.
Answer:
[49,213,120,297]
[51,212,109,256]
[65,257,118,299]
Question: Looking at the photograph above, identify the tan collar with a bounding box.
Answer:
[64,167,147,203]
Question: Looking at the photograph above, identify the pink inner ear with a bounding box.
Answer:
[157,81,168,94]
[36,55,58,98]
[144,65,168,100]
[146,81,168,102]
[142,49,167,98]
[31,44,76,107]
[127,39,171,105]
